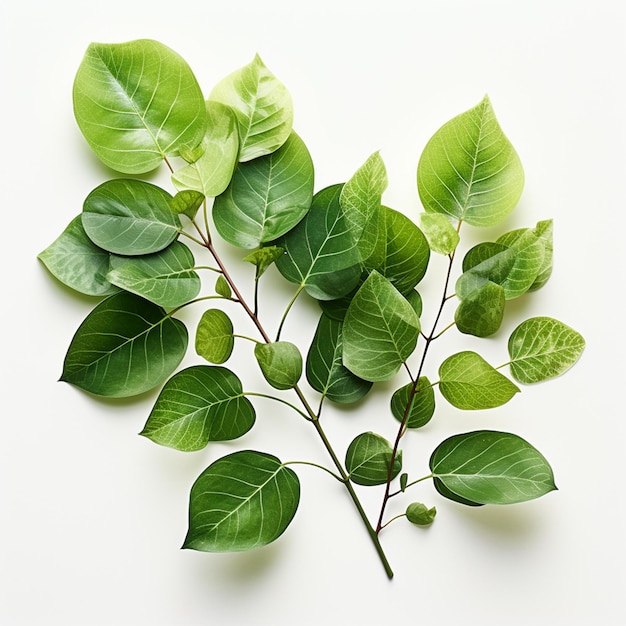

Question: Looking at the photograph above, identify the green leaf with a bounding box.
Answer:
[390,377,435,429]
[306,313,372,404]
[73,39,206,174]
[454,281,505,337]
[438,351,519,410]
[417,95,524,227]
[430,430,557,505]
[345,432,402,486]
[209,54,293,162]
[215,275,232,299]
[37,215,117,296]
[171,101,239,197]
[419,213,460,255]
[140,365,255,451]
[243,246,285,278]
[342,271,420,382]
[107,241,200,308]
[213,131,314,249]
[195,309,235,364]
[365,206,430,295]
[254,341,303,390]
[170,190,205,221]
[184,450,300,551]
[508,317,585,384]
[340,151,388,260]
[61,291,188,397]
[275,184,362,301]
[82,179,179,255]
[406,502,437,526]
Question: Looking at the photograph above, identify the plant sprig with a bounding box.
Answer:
[39,39,585,579]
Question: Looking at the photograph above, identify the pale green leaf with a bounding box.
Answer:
[454,281,505,337]
[243,246,285,278]
[170,190,205,220]
[215,275,232,298]
[345,432,402,486]
[419,213,460,255]
[195,309,235,364]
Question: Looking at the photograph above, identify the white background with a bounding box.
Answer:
[1,1,625,624]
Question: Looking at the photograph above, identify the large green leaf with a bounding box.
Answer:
[508,317,585,384]
[417,95,524,227]
[342,271,421,382]
[140,366,255,451]
[82,179,180,255]
[73,39,207,174]
[438,351,519,410]
[213,131,314,249]
[430,430,557,505]
[209,54,293,162]
[61,291,188,397]
[365,206,430,295]
[345,432,402,486]
[37,215,117,296]
[195,309,235,364]
[306,313,372,404]
[107,241,200,308]
[275,184,362,300]
[254,341,302,390]
[171,101,240,197]
[184,450,300,552]
[390,377,435,429]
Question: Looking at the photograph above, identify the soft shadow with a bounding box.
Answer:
[453,502,543,540]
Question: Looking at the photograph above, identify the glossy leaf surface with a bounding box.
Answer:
[73,39,206,173]
[430,430,557,505]
[508,317,585,384]
[345,432,402,486]
[61,292,188,397]
[213,131,314,249]
[140,366,255,451]
[184,450,300,551]
[438,351,519,409]
[82,179,179,255]
[417,95,524,227]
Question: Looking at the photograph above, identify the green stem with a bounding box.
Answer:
[276,284,305,341]
[283,460,344,483]
[245,391,313,422]
[389,473,434,498]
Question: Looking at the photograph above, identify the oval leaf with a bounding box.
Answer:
[61,291,188,397]
[508,317,585,384]
[254,341,303,390]
[213,131,314,249]
[209,54,293,162]
[345,432,402,486]
[406,502,437,526]
[195,309,235,364]
[417,95,524,227]
[38,215,117,296]
[183,450,300,552]
[82,179,179,255]
[454,281,505,337]
[419,213,460,255]
[108,241,200,308]
[73,39,207,174]
[438,351,519,410]
[390,377,435,429]
[342,271,421,382]
[430,430,557,505]
[140,366,255,451]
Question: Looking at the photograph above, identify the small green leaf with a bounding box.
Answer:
[419,213,459,255]
[73,39,206,174]
[140,365,255,451]
[61,291,188,397]
[454,281,505,337]
[417,95,524,227]
[213,131,314,249]
[508,317,585,384]
[170,190,205,220]
[438,351,519,410]
[390,377,435,429]
[82,179,179,255]
[430,430,557,505]
[406,502,437,526]
[195,309,235,364]
[37,215,117,296]
[345,432,402,486]
[107,241,200,308]
[254,341,302,390]
[400,473,408,492]
[306,313,372,404]
[184,450,300,551]
[343,271,420,382]
[215,275,232,298]
[209,54,293,162]
[172,101,239,197]
[243,246,285,278]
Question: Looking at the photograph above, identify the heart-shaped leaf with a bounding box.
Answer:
[417,95,524,227]
[61,291,188,397]
[140,366,255,451]
[430,430,557,505]
[73,39,207,174]
[184,450,300,551]
[345,432,402,486]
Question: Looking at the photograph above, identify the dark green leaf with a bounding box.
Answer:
[195,309,235,364]
[254,341,302,390]
[390,377,435,429]
[140,365,255,451]
[406,503,437,526]
[345,432,402,486]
